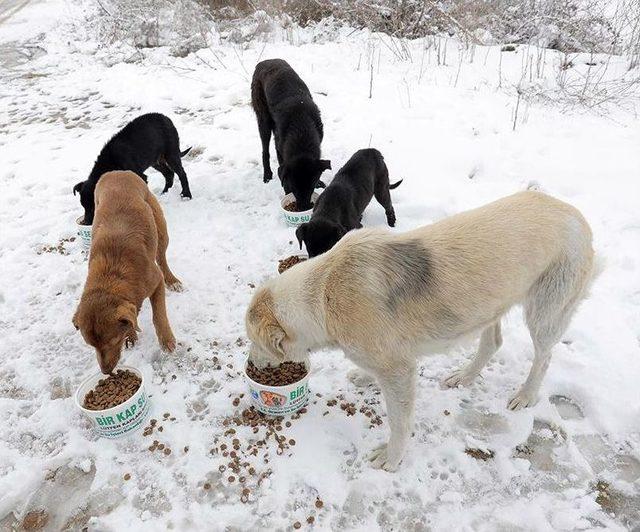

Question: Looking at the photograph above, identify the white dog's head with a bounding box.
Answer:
[246,287,306,367]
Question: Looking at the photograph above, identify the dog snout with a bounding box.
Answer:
[247,343,276,368]
[97,349,119,375]
[297,199,312,211]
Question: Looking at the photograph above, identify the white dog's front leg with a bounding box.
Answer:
[368,363,416,472]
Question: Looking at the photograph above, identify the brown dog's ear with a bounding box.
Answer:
[295,224,308,250]
[318,159,331,171]
[116,302,141,332]
[266,324,287,359]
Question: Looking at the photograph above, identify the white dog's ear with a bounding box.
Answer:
[266,324,287,359]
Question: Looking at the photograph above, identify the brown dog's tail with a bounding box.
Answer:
[180,147,192,157]
[389,179,403,189]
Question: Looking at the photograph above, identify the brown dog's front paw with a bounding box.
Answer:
[160,333,177,353]
[166,278,184,292]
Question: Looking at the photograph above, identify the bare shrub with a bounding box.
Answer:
[200,0,634,55]
[91,0,212,56]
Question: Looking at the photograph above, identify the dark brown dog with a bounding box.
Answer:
[73,171,182,374]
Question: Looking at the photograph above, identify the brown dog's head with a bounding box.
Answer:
[73,291,140,374]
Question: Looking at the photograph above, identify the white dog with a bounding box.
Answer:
[246,191,596,471]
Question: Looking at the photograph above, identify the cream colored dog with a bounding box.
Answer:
[246,191,596,471]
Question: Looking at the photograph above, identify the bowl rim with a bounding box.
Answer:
[279,192,319,215]
[74,365,145,415]
[243,358,310,389]
[76,216,91,227]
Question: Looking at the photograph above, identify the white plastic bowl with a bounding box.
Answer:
[280,192,319,227]
[76,216,92,252]
[75,366,151,439]
[244,359,310,416]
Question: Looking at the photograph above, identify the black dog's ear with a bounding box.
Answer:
[73,181,84,196]
[295,224,308,250]
[318,160,331,171]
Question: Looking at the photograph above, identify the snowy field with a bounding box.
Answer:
[1,1,640,530]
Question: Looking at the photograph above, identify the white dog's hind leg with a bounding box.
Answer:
[507,341,552,410]
[368,363,416,472]
[444,321,502,388]
[510,252,592,410]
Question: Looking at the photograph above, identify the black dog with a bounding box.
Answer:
[73,113,192,225]
[296,149,402,257]
[251,59,330,210]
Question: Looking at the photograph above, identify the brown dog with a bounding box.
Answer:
[73,170,182,374]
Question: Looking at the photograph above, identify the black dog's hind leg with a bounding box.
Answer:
[375,170,397,227]
[153,163,175,194]
[257,117,274,183]
[165,153,192,199]
[251,78,275,183]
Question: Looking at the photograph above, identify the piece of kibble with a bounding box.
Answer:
[123,473,131,481]
[289,439,296,446]
[164,448,171,455]
[184,446,189,453]
[293,522,301,529]
[307,516,315,524]
[228,475,236,483]
[315,498,324,509]
[203,482,211,490]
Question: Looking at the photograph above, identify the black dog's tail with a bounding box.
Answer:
[180,147,192,157]
[389,179,403,189]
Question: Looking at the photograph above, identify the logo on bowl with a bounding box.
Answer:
[260,390,287,407]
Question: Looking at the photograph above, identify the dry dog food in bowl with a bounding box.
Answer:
[283,201,304,212]
[244,360,310,416]
[83,369,141,410]
[278,254,307,274]
[75,366,150,438]
[76,216,92,252]
[246,361,308,386]
[280,192,319,227]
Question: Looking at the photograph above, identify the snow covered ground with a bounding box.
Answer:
[1,2,640,530]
